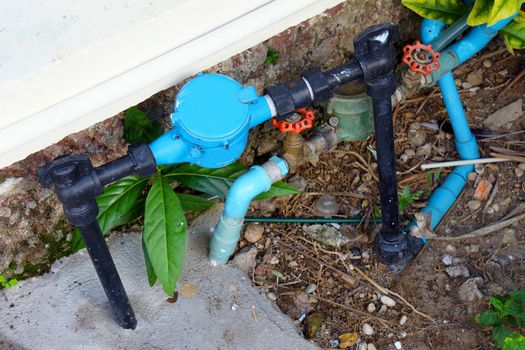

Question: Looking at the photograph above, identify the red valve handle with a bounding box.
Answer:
[402,40,440,75]
[272,108,315,133]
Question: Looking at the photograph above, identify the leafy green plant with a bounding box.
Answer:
[124,107,163,143]
[264,47,280,65]
[402,0,525,51]
[0,275,17,289]
[71,107,301,296]
[474,290,525,349]
[398,185,422,213]
[372,186,422,216]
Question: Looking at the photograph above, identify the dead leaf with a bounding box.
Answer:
[304,311,326,339]
[338,332,359,348]
[474,179,492,201]
[409,212,437,239]
[166,291,179,304]
[180,284,198,298]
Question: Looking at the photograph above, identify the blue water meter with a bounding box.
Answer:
[149,73,273,168]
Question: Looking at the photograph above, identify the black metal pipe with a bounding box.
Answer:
[324,58,363,88]
[367,75,423,269]
[78,220,137,329]
[369,79,400,236]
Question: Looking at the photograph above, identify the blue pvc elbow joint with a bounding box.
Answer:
[209,156,288,264]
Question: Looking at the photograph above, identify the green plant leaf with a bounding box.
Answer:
[488,0,521,26]
[254,181,300,200]
[71,176,148,252]
[176,193,215,213]
[401,0,469,24]
[165,163,300,200]
[96,176,148,232]
[515,313,525,327]
[264,47,280,65]
[504,299,524,316]
[491,295,507,316]
[493,325,514,348]
[124,107,163,144]
[271,270,284,279]
[502,332,525,350]
[0,276,5,283]
[501,14,525,51]
[511,290,525,303]
[142,237,157,287]
[8,279,17,287]
[476,310,501,326]
[143,172,187,297]
[468,0,496,26]
[165,163,246,197]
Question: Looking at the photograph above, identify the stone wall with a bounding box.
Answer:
[0,0,418,279]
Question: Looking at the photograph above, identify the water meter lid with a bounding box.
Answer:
[171,73,252,147]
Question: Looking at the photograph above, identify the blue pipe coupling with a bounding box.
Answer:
[209,156,289,264]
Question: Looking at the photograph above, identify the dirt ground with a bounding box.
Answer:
[234,41,525,350]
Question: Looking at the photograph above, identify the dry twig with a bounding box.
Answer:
[431,211,525,241]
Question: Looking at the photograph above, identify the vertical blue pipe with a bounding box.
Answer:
[416,13,515,229]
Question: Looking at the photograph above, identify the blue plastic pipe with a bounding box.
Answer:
[209,156,289,264]
[447,16,516,65]
[417,13,515,229]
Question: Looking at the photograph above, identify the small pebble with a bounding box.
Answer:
[455,79,462,86]
[362,251,370,260]
[328,339,339,348]
[445,244,456,253]
[380,295,396,307]
[269,256,279,265]
[467,172,477,182]
[304,283,317,294]
[465,245,479,254]
[462,82,473,89]
[515,168,524,178]
[378,305,387,314]
[483,59,492,68]
[367,344,377,350]
[367,303,376,313]
[518,163,525,171]
[474,163,485,175]
[446,265,470,278]
[243,223,264,243]
[400,315,407,325]
[395,341,403,349]
[362,323,374,336]
[467,200,482,211]
[405,149,416,157]
[231,303,239,311]
[441,254,453,266]
[266,292,277,301]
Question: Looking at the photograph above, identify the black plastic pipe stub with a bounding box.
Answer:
[78,221,138,329]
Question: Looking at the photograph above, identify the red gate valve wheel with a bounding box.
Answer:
[402,40,440,75]
[272,108,315,134]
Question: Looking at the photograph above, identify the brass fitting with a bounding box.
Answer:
[282,132,305,173]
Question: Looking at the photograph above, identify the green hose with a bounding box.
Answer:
[243,217,382,224]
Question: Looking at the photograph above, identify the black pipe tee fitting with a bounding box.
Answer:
[37,142,157,329]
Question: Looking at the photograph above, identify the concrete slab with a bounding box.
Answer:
[0,207,319,350]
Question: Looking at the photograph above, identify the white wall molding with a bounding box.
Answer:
[0,0,344,167]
